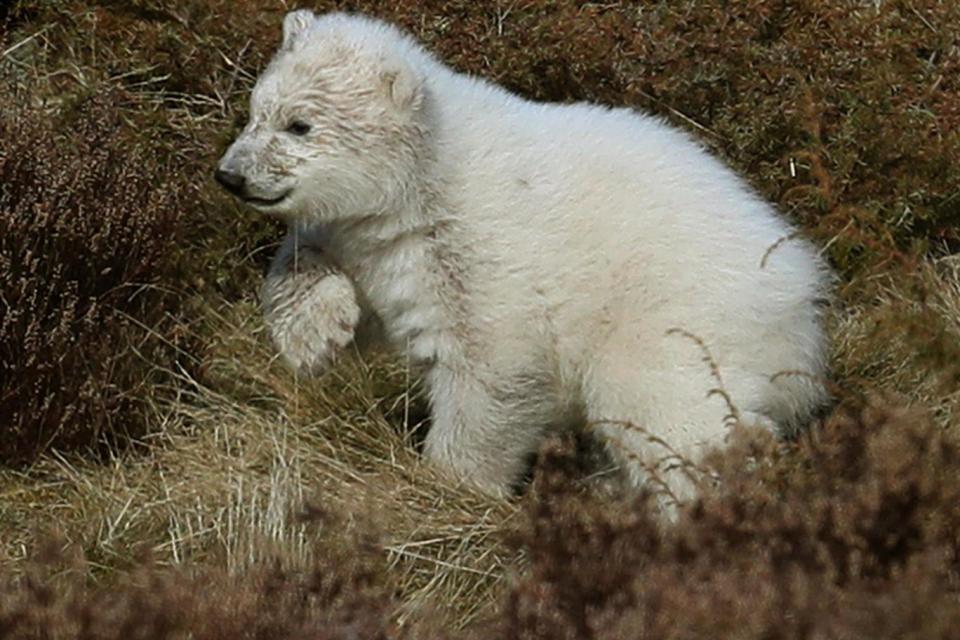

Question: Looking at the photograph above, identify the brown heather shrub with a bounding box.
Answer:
[0,89,184,462]
[488,398,960,639]
[0,511,409,640]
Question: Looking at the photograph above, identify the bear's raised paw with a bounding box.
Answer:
[261,244,361,375]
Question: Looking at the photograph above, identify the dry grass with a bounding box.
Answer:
[832,255,960,426]
[0,297,518,629]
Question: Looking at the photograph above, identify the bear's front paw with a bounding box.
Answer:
[261,246,361,375]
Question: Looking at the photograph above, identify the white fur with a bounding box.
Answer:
[218,11,831,504]
[261,235,361,375]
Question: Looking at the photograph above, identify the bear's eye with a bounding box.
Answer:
[285,120,311,136]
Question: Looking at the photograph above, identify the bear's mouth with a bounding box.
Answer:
[244,190,291,207]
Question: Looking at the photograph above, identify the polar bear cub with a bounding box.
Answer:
[216,10,830,503]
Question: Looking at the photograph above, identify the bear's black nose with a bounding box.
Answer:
[214,168,246,196]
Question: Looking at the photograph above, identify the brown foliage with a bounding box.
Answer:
[493,398,960,639]
[0,513,401,640]
[0,90,184,462]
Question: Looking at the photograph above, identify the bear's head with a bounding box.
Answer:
[215,10,427,220]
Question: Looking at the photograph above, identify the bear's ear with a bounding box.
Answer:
[281,9,315,51]
[381,62,423,111]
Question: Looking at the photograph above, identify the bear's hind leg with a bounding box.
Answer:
[583,354,736,508]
